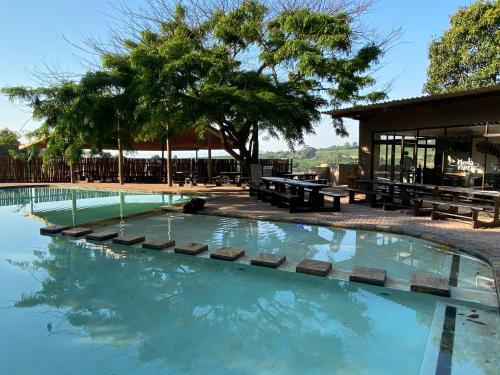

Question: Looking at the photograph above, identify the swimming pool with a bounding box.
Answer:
[0,187,498,374]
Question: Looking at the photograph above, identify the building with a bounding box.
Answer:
[327,85,500,189]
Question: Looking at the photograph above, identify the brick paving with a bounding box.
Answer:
[2,181,499,299]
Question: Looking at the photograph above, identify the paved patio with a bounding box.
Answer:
[2,181,499,299]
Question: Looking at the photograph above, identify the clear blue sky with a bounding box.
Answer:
[0,0,474,153]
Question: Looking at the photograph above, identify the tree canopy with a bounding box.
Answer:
[0,127,20,156]
[423,0,500,94]
[3,0,389,174]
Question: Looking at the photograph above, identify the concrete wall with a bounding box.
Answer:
[357,96,500,177]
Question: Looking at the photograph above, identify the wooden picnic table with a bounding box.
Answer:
[262,177,329,210]
[282,172,319,181]
[220,171,245,184]
[357,179,500,227]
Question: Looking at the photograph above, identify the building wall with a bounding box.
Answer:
[357,96,500,177]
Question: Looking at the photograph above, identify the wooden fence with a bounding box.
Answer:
[0,156,292,183]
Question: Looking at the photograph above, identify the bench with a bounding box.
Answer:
[378,191,413,211]
[271,191,300,212]
[345,188,378,207]
[256,186,274,202]
[319,191,347,212]
[420,199,491,228]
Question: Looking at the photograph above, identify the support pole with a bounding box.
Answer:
[167,137,173,187]
[208,134,212,184]
[118,137,124,185]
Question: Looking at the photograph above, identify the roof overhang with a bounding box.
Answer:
[20,126,230,151]
[325,84,500,120]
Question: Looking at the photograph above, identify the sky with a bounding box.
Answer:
[0,0,475,155]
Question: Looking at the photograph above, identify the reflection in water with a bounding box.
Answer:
[126,214,493,288]
[0,187,190,226]
[8,237,434,374]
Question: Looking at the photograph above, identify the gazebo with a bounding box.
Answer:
[20,126,230,186]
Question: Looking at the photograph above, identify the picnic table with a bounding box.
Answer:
[356,179,500,227]
[220,171,245,184]
[262,177,330,211]
[282,172,319,181]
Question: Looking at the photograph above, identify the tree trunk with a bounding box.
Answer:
[118,138,124,185]
[166,137,173,187]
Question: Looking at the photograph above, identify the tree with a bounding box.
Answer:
[0,128,20,156]
[423,0,500,94]
[109,0,388,174]
[2,62,138,183]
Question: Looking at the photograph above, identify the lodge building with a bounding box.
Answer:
[327,84,500,190]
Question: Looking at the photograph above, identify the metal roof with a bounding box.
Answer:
[325,84,500,119]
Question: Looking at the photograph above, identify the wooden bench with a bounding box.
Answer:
[345,188,378,207]
[256,186,274,202]
[319,191,347,212]
[271,191,300,212]
[421,199,491,228]
[378,191,413,211]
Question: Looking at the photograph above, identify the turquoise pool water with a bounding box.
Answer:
[0,186,190,225]
[0,187,498,374]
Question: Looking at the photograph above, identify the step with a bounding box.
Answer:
[349,266,387,286]
[174,243,208,255]
[250,252,286,268]
[86,231,118,241]
[61,227,93,237]
[142,239,175,250]
[112,235,146,245]
[296,258,332,276]
[210,247,245,261]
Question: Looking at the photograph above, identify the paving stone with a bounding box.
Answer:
[61,227,93,237]
[40,225,71,235]
[142,239,175,250]
[250,252,286,268]
[296,258,332,276]
[349,266,387,286]
[174,242,208,255]
[85,231,118,241]
[112,235,146,245]
[210,247,245,261]
[410,274,450,297]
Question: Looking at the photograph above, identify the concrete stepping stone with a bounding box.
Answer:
[61,227,93,237]
[86,231,118,241]
[174,243,208,255]
[40,225,71,235]
[112,235,146,245]
[296,258,332,276]
[349,266,387,286]
[210,247,245,261]
[142,239,176,250]
[250,252,286,268]
[410,274,450,297]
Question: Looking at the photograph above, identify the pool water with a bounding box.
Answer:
[0,186,190,225]
[0,187,498,374]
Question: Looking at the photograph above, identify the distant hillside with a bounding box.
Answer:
[260,144,358,171]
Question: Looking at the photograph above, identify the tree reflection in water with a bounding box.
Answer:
[8,236,391,373]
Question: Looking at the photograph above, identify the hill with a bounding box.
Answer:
[260,144,358,172]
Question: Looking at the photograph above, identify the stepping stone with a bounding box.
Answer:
[210,247,245,261]
[250,252,286,268]
[174,243,208,255]
[112,235,146,245]
[142,239,176,250]
[40,225,71,235]
[86,231,118,241]
[349,266,387,286]
[296,258,332,276]
[410,274,450,297]
[61,227,93,237]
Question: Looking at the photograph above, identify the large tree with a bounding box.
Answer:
[0,128,20,156]
[108,0,388,174]
[423,0,500,94]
